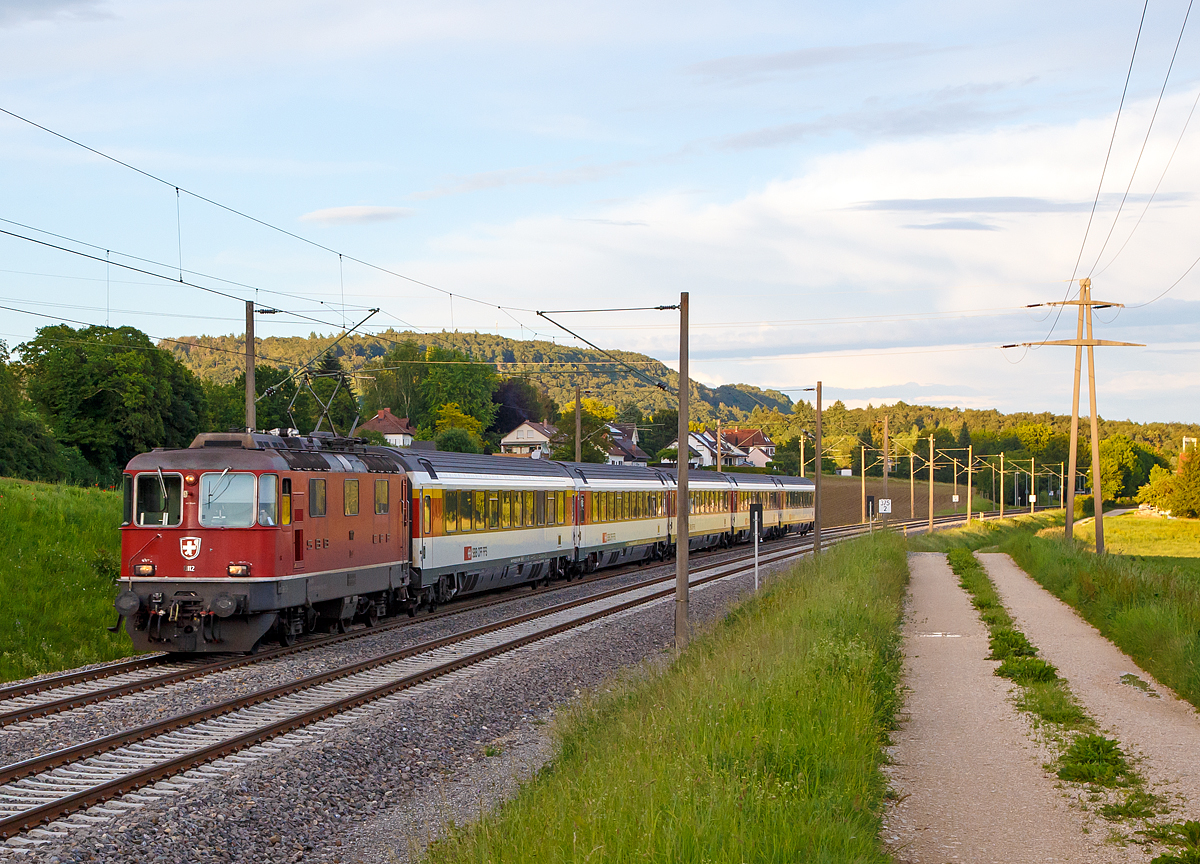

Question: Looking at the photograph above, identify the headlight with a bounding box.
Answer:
[131,564,155,577]
[227,564,251,577]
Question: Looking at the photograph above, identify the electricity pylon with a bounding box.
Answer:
[1007,278,1142,553]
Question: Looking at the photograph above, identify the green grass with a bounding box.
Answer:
[915,512,1200,712]
[424,533,909,864]
[1057,733,1136,787]
[0,477,133,682]
[1073,512,1200,560]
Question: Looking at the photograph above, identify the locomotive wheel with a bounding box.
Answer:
[365,604,379,628]
[407,603,417,618]
[278,622,297,648]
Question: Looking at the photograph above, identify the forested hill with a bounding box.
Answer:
[160,329,793,418]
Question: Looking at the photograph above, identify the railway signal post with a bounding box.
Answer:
[675,291,690,651]
[814,381,823,556]
[967,445,973,523]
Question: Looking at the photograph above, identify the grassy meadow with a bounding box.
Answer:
[0,478,133,682]
[425,532,908,864]
[1071,511,1200,562]
[911,512,1200,710]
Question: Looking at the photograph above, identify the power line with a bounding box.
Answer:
[1096,85,1200,278]
[1042,0,1150,345]
[1089,0,1195,276]
[0,105,553,339]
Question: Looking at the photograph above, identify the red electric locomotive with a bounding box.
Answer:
[115,431,414,653]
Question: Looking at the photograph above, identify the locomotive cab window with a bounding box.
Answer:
[199,472,255,528]
[309,479,327,517]
[257,474,278,526]
[122,475,133,526]
[135,472,182,527]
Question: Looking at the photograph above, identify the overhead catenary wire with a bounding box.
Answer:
[1088,0,1195,276]
[536,310,674,393]
[0,105,554,340]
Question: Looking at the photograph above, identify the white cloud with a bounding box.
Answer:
[299,205,414,225]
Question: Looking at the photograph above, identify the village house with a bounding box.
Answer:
[357,408,418,447]
[499,420,558,456]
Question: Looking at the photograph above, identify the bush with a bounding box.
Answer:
[1171,453,1200,519]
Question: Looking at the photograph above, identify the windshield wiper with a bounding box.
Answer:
[206,467,232,506]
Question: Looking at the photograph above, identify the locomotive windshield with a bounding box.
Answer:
[134,472,182,527]
[199,472,256,527]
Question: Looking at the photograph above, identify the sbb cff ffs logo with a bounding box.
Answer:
[464,545,488,561]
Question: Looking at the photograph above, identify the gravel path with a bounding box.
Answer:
[2,548,798,863]
[0,543,776,768]
[980,552,1200,819]
[882,553,1133,863]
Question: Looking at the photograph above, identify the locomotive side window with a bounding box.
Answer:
[375,480,389,515]
[135,472,182,527]
[281,479,292,526]
[199,472,254,528]
[257,474,278,526]
[344,479,359,517]
[309,479,327,517]
[122,475,133,526]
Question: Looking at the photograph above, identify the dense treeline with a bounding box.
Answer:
[160,329,793,421]
[4,324,1199,512]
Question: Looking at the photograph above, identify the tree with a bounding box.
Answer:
[1091,434,1167,500]
[1016,423,1052,456]
[1136,464,1176,511]
[639,408,678,458]
[21,325,204,479]
[435,427,483,454]
[203,366,305,432]
[616,401,644,426]
[957,422,971,448]
[307,350,360,434]
[0,341,95,484]
[419,345,497,433]
[1170,452,1200,518]
[362,340,426,425]
[550,404,609,462]
[491,377,556,437]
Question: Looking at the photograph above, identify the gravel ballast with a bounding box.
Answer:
[1,549,799,863]
[0,542,783,769]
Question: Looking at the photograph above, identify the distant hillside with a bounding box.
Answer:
[161,329,793,420]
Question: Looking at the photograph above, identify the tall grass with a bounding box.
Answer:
[0,478,132,681]
[424,532,908,864]
[912,513,1200,711]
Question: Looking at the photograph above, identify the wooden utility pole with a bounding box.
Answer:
[675,292,690,651]
[245,301,256,432]
[813,382,823,555]
[1060,463,1065,510]
[967,445,973,523]
[927,435,934,533]
[715,420,722,473]
[574,384,582,464]
[1011,278,1141,554]
[881,415,889,525]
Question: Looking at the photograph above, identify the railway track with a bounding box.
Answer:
[0,518,905,728]
[0,509,999,847]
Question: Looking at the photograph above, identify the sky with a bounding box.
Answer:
[2,0,1199,424]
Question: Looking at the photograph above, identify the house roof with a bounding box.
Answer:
[720,427,773,448]
[359,408,417,436]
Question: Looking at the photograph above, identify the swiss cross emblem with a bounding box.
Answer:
[180,537,202,560]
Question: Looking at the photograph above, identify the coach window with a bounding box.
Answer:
[135,472,182,527]
[309,479,327,517]
[523,490,534,527]
[375,479,390,515]
[422,494,431,534]
[257,474,278,526]
[555,490,564,524]
[444,490,458,532]
[500,491,512,529]
[487,492,499,530]
[344,479,360,517]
